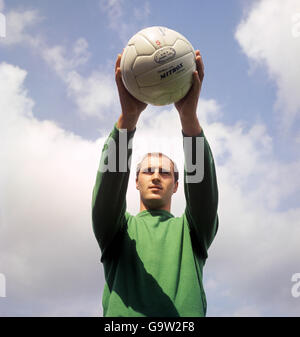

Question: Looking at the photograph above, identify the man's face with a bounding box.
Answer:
[136,154,178,210]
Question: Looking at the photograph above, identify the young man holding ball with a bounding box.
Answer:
[92,50,219,317]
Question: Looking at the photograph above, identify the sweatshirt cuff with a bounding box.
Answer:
[181,128,204,138]
[112,122,136,140]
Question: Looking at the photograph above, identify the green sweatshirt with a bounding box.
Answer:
[92,124,218,317]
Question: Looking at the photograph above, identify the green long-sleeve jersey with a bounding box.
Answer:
[92,124,218,317]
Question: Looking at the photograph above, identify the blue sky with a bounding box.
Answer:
[0,0,300,316]
[0,0,279,139]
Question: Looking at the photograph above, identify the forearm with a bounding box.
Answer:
[179,112,202,136]
[184,130,218,216]
[175,50,204,136]
[117,112,140,132]
[92,124,135,252]
[183,130,218,256]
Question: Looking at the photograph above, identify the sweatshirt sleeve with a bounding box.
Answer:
[92,124,135,259]
[183,129,219,259]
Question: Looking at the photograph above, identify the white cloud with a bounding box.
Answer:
[42,38,90,75]
[65,71,116,117]
[0,63,33,122]
[235,0,300,134]
[0,9,42,46]
[0,0,5,12]
[127,102,300,316]
[99,0,151,44]
[99,0,124,30]
[134,2,150,21]
[0,62,104,316]
[0,7,118,119]
[41,39,118,118]
[1,0,300,316]
[1,59,300,316]
[233,305,262,317]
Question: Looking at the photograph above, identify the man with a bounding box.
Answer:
[92,50,218,317]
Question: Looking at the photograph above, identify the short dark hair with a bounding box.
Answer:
[136,152,179,183]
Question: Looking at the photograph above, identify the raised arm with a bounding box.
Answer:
[183,130,219,259]
[175,50,204,137]
[115,54,147,131]
[175,50,218,258]
[92,54,147,258]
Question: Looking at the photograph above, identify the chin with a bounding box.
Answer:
[144,198,165,209]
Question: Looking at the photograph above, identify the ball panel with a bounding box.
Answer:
[139,86,171,106]
[138,26,168,49]
[139,63,196,105]
[136,52,195,87]
[132,38,196,78]
[172,38,195,58]
[176,81,194,102]
[129,34,156,56]
[138,26,182,50]
[161,27,182,45]
[120,45,137,72]
[120,45,139,94]
[132,54,156,76]
[153,93,172,106]
[121,26,196,105]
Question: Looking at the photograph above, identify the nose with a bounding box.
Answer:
[152,169,161,182]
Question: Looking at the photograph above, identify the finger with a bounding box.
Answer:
[115,54,122,73]
[196,54,204,81]
[115,67,124,90]
[189,70,201,96]
[115,53,123,83]
[115,67,133,100]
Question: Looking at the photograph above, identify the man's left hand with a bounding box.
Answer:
[175,50,204,136]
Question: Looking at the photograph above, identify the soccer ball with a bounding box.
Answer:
[120,26,196,106]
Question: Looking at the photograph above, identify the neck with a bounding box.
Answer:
[139,201,171,213]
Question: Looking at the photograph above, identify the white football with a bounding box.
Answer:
[120,26,196,106]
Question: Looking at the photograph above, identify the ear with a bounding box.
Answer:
[136,177,139,190]
[173,181,179,194]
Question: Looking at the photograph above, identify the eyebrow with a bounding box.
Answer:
[141,166,172,172]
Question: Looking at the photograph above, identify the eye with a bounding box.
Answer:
[159,168,171,176]
[142,168,152,174]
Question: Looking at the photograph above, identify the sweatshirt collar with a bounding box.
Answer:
[136,209,174,219]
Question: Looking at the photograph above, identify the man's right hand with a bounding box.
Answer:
[115,54,147,131]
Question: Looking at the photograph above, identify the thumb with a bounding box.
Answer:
[191,70,201,95]
[115,66,122,86]
[115,67,128,95]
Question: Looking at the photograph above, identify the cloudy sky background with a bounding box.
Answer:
[0,0,300,316]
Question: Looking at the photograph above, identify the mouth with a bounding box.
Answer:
[149,186,162,190]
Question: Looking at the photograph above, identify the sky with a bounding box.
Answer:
[0,0,300,316]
